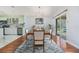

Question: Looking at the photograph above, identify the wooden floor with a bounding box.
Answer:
[0,34,79,53]
[64,43,79,53]
[52,35,79,53]
[0,36,26,53]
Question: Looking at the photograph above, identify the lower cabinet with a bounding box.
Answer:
[17,28,23,35]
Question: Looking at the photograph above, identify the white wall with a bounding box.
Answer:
[66,7,79,48]
[24,16,35,30]
[24,16,54,31]
[51,18,56,34]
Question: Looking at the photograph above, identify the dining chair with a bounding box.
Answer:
[33,30,45,52]
[50,29,52,39]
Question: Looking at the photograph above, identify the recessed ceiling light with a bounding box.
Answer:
[11,6,15,8]
[38,6,40,8]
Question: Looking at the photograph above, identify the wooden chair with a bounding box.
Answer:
[33,30,45,52]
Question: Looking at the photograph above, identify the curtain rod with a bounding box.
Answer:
[55,9,67,17]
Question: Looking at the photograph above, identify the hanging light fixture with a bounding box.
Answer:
[38,6,41,17]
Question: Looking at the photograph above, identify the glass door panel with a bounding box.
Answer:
[61,15,66,40]
[56,14,66,40]
[56,17,61,35]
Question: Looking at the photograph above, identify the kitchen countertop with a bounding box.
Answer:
[0,35,22,48]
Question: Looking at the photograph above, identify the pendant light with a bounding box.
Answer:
[38,6,41,17]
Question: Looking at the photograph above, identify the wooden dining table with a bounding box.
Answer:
[26,29,52,39]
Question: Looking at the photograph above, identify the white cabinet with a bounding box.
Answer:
[0,28,3,35]
[5,28,17,34]
[0,28,3,42]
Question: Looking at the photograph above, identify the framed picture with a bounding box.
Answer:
[35,18,43,24]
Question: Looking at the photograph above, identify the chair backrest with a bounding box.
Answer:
[33,30,45,41]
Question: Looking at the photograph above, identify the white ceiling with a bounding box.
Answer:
[0,6,66,17]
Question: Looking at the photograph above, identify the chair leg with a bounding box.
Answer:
[33,46,34,53]
[33,38,35,53]
[43,46,44,52]
[43,42,45,53]
[33,45,35,53]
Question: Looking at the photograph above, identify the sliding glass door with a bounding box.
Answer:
[56,14,66,40]
[56,17,61,35]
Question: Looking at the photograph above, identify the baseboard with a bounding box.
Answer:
[66,40,79,49]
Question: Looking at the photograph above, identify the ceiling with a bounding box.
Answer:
[0,6,67,17]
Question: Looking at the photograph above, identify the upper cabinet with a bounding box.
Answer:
[0,16,24,28]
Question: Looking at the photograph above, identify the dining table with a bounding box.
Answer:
[26,29,52,40]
